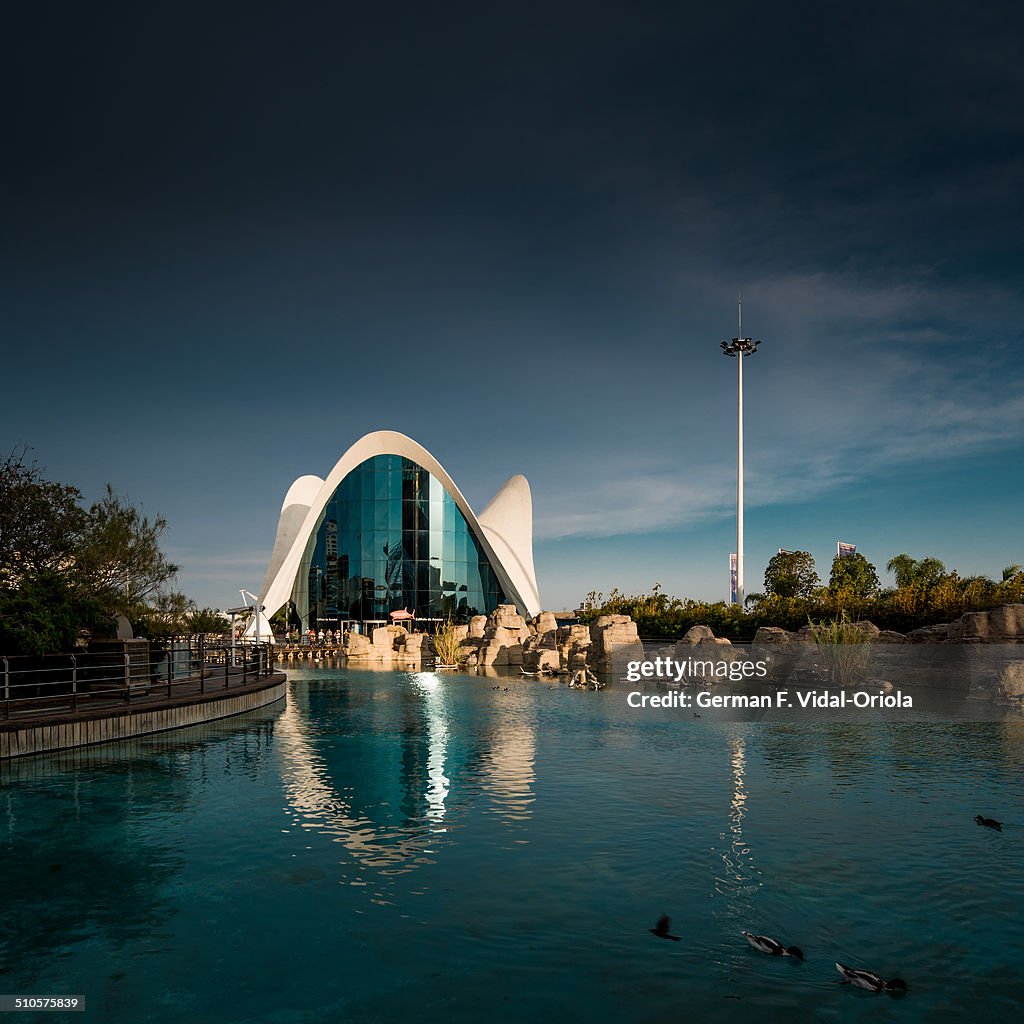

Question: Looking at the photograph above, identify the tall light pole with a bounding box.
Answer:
[720,299,761,606]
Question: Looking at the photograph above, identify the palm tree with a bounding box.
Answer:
[886,553,918,589]
[886,553,945,589]
[1002,564,1023,582]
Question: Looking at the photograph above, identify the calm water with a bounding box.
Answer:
[1,669,1022,1023]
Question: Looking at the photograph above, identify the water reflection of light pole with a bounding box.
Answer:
[720,733,756,899]
[720,299,761,606]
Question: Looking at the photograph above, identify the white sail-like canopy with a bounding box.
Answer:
[256,431,541,621]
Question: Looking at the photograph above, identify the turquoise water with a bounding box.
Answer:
[1,669,1022,1023]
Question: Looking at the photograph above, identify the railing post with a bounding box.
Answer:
[124,651,131,703]
[167,642,173,699]
[224,648,230,688]
[71,654,78,713]
[242,649,248,685]
[3,656,9,719]
[199,635,206,694]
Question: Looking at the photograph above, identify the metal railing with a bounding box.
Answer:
[1,638,277,722]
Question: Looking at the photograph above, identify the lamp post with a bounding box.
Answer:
[720,299,761,606]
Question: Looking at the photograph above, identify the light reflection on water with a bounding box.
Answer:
[0,670,1021,1023]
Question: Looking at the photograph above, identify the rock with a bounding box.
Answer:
[906,624,951,643]
[996,662,1024,699]
[753,626,796,644]
[852,620,881,639]
[372,624,407,649]
[344,631,373,657]
[479,642,508,667]
[679,625,716,644]
[452,624,470,642]
[535,649,561,673]
[875,630,907,644]
[559,624,592,644]
[589,615,643,673]
[591,614,630,627]
[534,611,558,634]
[468,615,488,638]
[955,604,1024,641]
[492,604,526,632]
[988,604,1024,639]
[491,625,520,645]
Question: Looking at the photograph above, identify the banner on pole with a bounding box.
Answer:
[730,553,737,604]
[837,541,857,559]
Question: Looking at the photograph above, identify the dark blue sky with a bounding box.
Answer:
[4,0,1023,610]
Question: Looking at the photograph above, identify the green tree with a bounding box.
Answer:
[764,550,819,599]
[189,607,228,634]
[0,570,112,656]
[829,552,881,601]
[0,447,85,584]
[74,486,179,614]
[886,553,945,589]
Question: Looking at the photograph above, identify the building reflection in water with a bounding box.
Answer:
[481,714,536,825]
[274,672,536,881]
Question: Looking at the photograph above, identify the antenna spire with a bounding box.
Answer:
[738,293,742,337]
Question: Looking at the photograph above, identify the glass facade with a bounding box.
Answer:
[295,455,507,627]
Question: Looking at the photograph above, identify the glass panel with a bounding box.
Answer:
[361,533,376,562]
[288,455,513,629]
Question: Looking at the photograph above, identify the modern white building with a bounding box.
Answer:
[254,431,541,634]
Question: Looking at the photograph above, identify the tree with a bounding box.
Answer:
[829,552,881,601]
[188,607,228,634]
[886,553,946,589]
[0,447,85,584]
[74,486,179,614]
[0,570,111,657]
[1002,564,1023,582]
[763,550,819,599]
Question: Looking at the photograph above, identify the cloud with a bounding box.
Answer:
[531,268,1024,540]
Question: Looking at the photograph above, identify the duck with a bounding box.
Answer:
[649,915,680,941]
[975,815,1002,831]
[741,931,803,959]
[835,963,907,992]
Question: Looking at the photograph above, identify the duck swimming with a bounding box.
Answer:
[975,815,1002,831]
[649,915,681,941]
[835,963,907,992]
[741,931,803,959]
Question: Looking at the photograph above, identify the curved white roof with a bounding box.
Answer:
[256,430,541,621]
